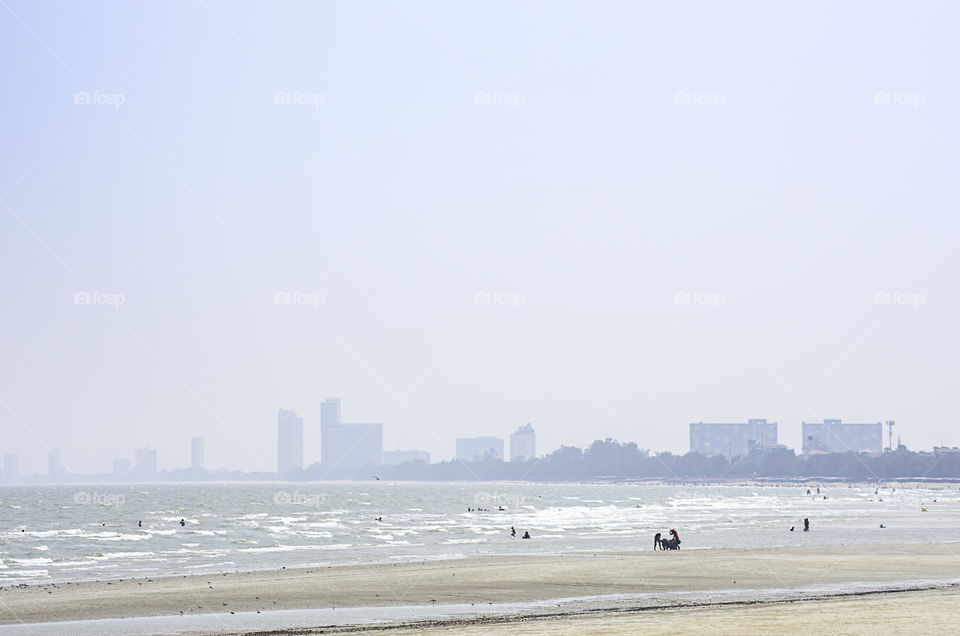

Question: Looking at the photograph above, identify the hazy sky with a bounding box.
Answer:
[2,1,959,475]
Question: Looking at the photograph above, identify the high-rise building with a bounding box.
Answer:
[320,398,383,467]
[689,419,778,457]
[2,453,19,482]
[191,437,205,471]
[133,447,158,479]
[509,423,536,462]
[320,397,340,466]
[456,437,504,462]
[321,398,341,429]
[48,449,66,478]
[802,420,883,454]
[277,409,304,473]
[382,449,430,465]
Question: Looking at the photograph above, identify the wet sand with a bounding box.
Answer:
[1,543,958,631]
[361,588,960,636]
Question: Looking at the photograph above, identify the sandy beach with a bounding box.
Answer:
[368,588,960,636]
[1,542,958,633]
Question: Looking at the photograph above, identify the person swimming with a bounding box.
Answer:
[180,518,186,527]
[790,526,795,531]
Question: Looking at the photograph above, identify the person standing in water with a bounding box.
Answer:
[803,518,810,531]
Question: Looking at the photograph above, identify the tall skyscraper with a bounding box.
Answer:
[321,397,341,428]
[2,453,19,482]
[191,437,205,471]
[320,397,340,465]
[510,423,536,462]
[133,447,158,479]
[48,449,66,478]
[320,398,383,467]
[277,409,304,473]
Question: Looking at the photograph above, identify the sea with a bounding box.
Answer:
[1,481,957,585]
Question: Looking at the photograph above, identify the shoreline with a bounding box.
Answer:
[2,542,959,630]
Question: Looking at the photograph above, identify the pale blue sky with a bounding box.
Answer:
[2,1,959,474]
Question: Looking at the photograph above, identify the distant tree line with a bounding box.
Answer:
[299,438,960,482]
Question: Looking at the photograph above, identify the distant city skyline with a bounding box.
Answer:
[0,411,939,478]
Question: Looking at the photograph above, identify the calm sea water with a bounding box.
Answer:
[1,482,957,584]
